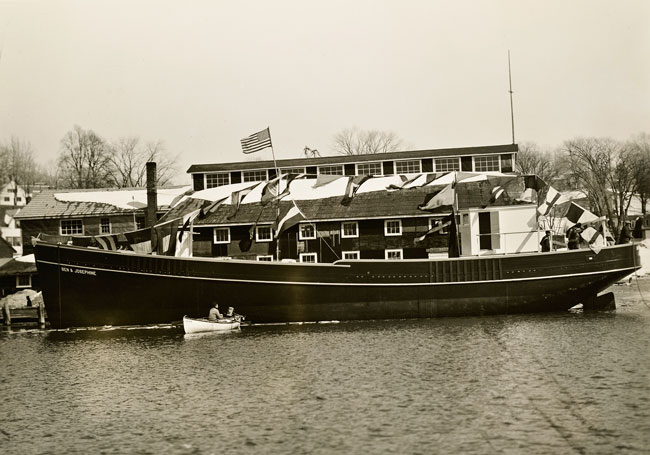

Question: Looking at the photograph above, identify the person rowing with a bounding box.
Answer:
[208,302,223,321]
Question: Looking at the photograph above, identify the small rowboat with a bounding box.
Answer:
[182,315,241,334]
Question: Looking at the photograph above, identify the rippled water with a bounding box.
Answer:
[2,280,650,454]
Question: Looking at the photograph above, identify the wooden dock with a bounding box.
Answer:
[1,302,48,328]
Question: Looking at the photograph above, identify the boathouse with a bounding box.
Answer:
[182,144,526,262]
[15,186,191,255]
[0,238,38,297]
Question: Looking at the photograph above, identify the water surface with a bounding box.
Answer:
[1,280,649,454]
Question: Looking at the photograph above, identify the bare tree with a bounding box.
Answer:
[333,127,403,155]
[1,137,60,193]
[58,125,112,188]
[628,133,650,216]
[563,137,637,236]
[144,140,178,187]
[0,137,36,188]
[515,142,561,186]
[106,137,178,188]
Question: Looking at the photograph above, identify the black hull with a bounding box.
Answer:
[34,242,641,328]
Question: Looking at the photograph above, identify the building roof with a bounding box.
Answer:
[14,186,191,221]
[0,236,16,258]
[186,144,518,174]
[188,177,529,226]
[195,189,435,226]
[0,257,37,276]
[0,207,18,227]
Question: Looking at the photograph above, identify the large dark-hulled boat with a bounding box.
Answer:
[31,167,642,328]
[34,240,639,329]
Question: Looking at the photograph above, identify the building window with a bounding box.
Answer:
[356,162,382,175]
[60,219,83,235]
[474,155,500,172]
[501,154,513,172]
[429,217,448,235]
[318,165,344,175]
[100,218,111,234]
[16,275,32,288]
[341,221,359,238]
[243,170,268,182]
[342,251,360,260]
[281,167,305,176]
[435,158,460,172]
[298,223,316,240]
[206,172,230,188]
[461,214,470,226]
[256,225,273,242]
[135,216,146,230]
[3,196,10,202]
[213,227,231,244]
[384,219,402,236]
[299,252,317,263]
[394,160,421,174]
[16,197,22,202]
[385,249,403,260]
[256,255,273,261]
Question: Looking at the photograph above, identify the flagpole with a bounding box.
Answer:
[508,50,516,144]
[189,217,195,257]
[453,172,461,256]
[267,127,282,261]
[266,127,280,180]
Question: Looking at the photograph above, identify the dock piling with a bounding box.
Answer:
[2,301,10,326]
[37,302,46,328]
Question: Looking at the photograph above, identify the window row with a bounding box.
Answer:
[213,218,450,244]
[202,154,511,188]
[218,222,365,242]
[58,217,444,240]
[58,218,126,235]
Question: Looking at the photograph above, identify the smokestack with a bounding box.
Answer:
[146,162,158,227]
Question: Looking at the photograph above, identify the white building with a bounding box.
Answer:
[0,181,29,256]
[0,181,29,207]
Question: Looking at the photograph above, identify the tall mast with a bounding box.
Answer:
[267,128,281,260]
[508,50,516,144]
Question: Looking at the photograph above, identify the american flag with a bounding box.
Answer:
[241,127,272,154]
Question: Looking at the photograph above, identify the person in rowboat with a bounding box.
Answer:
[225,306,243,322]
[208,302,223,321]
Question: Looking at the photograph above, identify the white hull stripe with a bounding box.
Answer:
[37,260,638,287]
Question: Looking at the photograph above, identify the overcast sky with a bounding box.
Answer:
[1,0,649,182]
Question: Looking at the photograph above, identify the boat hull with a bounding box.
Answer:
[183,316,240,334]
[34,242,641,328]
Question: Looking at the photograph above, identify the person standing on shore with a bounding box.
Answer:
[540,230,552,252]
[633,217,643,240]
[567,223,582,250]
[618,221,632,244]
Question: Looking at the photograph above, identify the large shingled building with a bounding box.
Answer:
[183,144,519,262]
